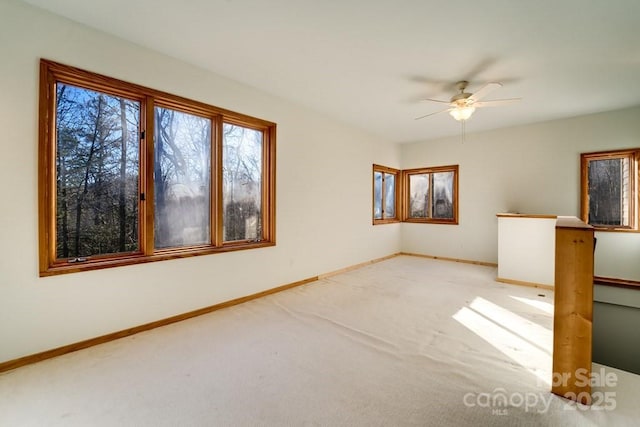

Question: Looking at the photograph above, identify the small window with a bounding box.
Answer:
[581,149,639,231]
[54,83,141,260]
[223,123,263,242]
[403,165,458,224]
[372,165,399,224]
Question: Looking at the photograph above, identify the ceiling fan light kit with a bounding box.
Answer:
[416,80,521,123]
[449,105,476,121]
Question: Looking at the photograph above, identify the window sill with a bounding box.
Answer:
[373,218,400,225]
[40,241,275,277]
[403,218,459,225]
[591,227,640,233]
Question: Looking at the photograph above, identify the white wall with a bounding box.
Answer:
[3,0,638,365]
[0,0,401,363]
[400,106,640,281]
[497,216,556,286]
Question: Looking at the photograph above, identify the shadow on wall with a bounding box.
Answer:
[593,301,640,375]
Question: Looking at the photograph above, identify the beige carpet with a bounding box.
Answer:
[1,255,639,426]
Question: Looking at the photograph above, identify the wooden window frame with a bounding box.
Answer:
[401,165,459,225]
[580,149,640,232]
[39,59,276,276]
[372,164,400,224]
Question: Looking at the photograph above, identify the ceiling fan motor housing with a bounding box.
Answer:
[451,81,473,105]
[451,92,473,104]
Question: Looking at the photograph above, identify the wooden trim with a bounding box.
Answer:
[495,277,554,291]
[400,252,497,267]
[590,227,640,233]
[0,275,317,374]
[372,218,401,225]
[266,124,277,243]
[372,164,399,175]
[402,218,458,225]
[556,216,594,230]
[580,152,589,225]
[372,164,400,224]
[552,222,594,404]
[2,253,399,372]
[218,121,276,246]
[496,213,558,219]
[318,253,401,279]
[40,242,277,277]
[9,252,554,372]
[40,59,275,127]
[580,148,640,232]
[143,96,154,255]
[37,60,53,274]
[214,115,224,247]
[594,276,640,290]
[38,59,277,276]
[401,165,459,224]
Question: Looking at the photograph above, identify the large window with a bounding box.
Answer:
[581,149,639,231]
[39,60,276,276]
[372,164,399,224]
[402,165,458,224]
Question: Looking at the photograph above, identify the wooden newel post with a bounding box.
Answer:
[552,217,594,405]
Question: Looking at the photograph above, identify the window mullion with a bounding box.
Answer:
[143,96,155,255]
[261,128,272,240]
[381,173,386,219]
[403,172,409,221]
[214,115,224,247]
[395,173,400,219]
[634,152,639,230]
[428,173,433,219]
[622,156,628,226]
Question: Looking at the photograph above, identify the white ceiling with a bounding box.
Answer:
[22,0,640,143]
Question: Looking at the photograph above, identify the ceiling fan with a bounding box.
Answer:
[415,81,520,121]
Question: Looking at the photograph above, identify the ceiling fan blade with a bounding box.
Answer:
[463,58,498,82]
[421,98,451,104]
[414,108,451,120]
[469,82,502,102]
[474,98,521,107]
